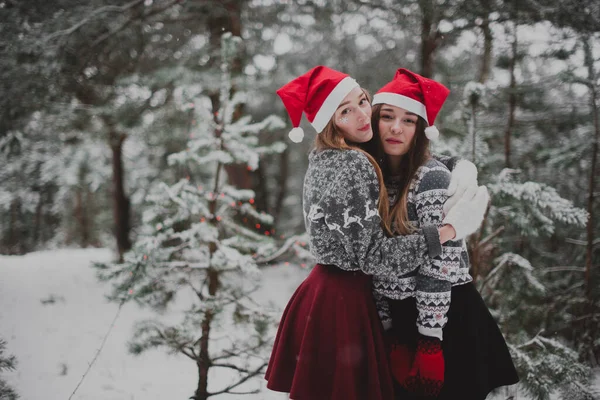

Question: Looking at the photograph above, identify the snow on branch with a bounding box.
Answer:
[212,245,260,277]
[489,169,588,234]
[221,185,254,202]
[239,203,274,225]
[494,252,546,293]
[508,331,591,400]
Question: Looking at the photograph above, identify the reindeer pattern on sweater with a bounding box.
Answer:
[302,149,438,281]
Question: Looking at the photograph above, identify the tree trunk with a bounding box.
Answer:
[583,37,598,302]
[193,5,252,395]
[504,18,517,168]
[109,130,131,261]
[194,266,220,400]
[273,147,290,225]
[419,0,438,78]
[207,0,251,190]
[34,187,44,247]
[255,162,270,214]
[195,155,224,400]
[195,309,214,400]
[467,1,495,281]
[74,185,90,248]
[87,188,97,247]
[74,188,83,246]
[479,13,493,84]
[6,199,20,254]
[471,100,477,163]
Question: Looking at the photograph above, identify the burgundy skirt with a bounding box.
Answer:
[265,264,394,400]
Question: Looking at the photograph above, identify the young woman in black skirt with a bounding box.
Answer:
[363,68,519,399]
[265,65,492,400]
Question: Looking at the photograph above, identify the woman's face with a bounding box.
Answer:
[378,104,418,157]
[333,87,373,143]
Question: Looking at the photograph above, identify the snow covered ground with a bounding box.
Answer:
[1,248,598,400]
[0,249,308,400]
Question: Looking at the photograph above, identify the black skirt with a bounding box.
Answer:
[389,282,519,400]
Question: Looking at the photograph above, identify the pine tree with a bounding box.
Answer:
[0,338,18,400]
[95,33,285,400]
[0,104,117,254]
[482,169,591,399]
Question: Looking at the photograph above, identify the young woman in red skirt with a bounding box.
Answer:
[364,68,519,399]
[265,66,491,400]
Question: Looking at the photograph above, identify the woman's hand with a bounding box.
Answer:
[444,160,478,215]
[438,225,456,244]
[442,185,490,241]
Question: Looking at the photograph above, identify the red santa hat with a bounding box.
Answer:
[276,66,359,143]
[372,68,450,141]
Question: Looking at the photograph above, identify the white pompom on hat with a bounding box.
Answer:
[372,68,450,141]
[424,125,440,140]
[288,127,304,143]
[276,66,359,143]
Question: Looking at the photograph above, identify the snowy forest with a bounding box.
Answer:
[1,0,599,399]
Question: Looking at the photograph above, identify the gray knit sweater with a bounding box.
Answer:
[303,149,442,280]
[373,158,472,340]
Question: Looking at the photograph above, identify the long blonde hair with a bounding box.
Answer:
[361,104,430,235]
[314,95,393,237]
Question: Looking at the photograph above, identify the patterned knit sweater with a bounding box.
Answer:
[373,158,473,340]
[303,149,442,280]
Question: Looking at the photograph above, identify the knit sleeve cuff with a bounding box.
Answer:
[381,318,392,331]
[418,326,444,341]
[433,154,458,171]
[422,224,442,258]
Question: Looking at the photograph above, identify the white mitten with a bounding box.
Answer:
[444,160,478,216]
[443,185,489,240]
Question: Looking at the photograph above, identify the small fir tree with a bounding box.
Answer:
[0,338,18,400]
[96,33,286,400]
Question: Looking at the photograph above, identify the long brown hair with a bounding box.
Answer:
[314,90,393,236]
[362,104,431,235]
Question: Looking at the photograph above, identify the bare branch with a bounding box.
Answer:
[516,330,546,349]
[541,266,586,274]
[160,14,213,23]
[91,14,138,48]
[152,326,197,357]
[45,0,145,42]
[477,261,508,292]
[185,279,205,302]
[181,346,197,361]
[255,236,297,264]
[566,237,600,246]
[477,226,505,247]
[211,341,268,362]
[211,363,258,373]
[224,389,261,395]
[91,0,183,48]
[207,362,267,397]
[569,77,596,89]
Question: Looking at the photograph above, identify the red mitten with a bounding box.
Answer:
[401,334,444,397]
[389,343,415,384]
